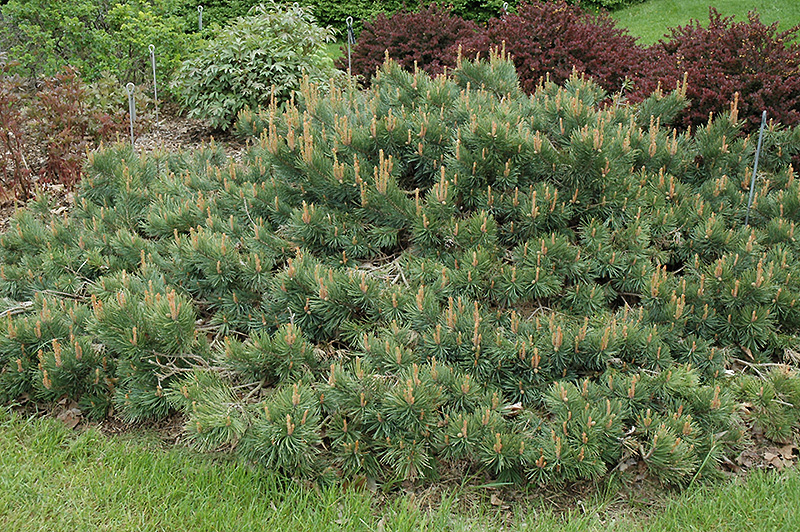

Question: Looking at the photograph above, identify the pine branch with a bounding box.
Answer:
[0,301,34,318]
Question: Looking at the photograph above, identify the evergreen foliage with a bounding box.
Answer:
[2,54,800,487]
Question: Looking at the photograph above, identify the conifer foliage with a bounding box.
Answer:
[2,54,800,487]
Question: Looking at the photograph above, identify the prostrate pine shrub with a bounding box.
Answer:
[457,1,650,94]
[736,367,800,443]
[342,3,480,82]
[642,8,800,132]
[173,2,342,129]
[3,54,800,487]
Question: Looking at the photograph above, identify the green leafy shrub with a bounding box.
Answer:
[173,0,505,36]
[173,2,342,129]
[105,2,196,87]
[0,0,112,80]
[306,0,413,36]
[0,0,193,83]
[447,0,510,23]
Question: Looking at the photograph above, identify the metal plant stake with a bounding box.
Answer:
[346,16,355,75]
[126,82,136,147]
[198,5,204,32]
[502,2,509,16]
[745,110,768,227]
[149,44,159,125]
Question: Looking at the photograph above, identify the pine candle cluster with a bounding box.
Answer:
[2,53,800,486]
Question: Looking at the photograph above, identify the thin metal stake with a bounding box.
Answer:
[126,82,136,147]
[198,5,203,32]
[745,110,768,226]
[149,44,159,125]
[502,2,509,16]
[346,16,355,75]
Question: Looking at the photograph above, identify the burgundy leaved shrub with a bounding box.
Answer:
[458,1,650,94]
[1,66,130,198]
[0,65,33,198]
[641,9,800,132]
[341,3,480,83]
[34,68,99,188]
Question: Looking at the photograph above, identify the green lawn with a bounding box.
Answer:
[613,0,800,44]
[1,409,799,532]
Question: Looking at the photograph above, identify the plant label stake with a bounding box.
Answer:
[346,16,355,75]
[745,110,768,227]
[126,82,136,147]
[149,44,159,125]
[198,6,203,32]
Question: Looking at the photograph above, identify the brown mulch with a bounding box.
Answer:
[132,112,248,161]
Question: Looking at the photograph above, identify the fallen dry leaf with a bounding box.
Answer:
[764,451,784,471]
[779,443,798,461]
[720,456,741,473]
[736,447,762,469]
[618,457,638,472]
[56,407,82,430]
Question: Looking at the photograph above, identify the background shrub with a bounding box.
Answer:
[105,2,196,87]
[458,1,649,94]
[0,0,193,84]
[639,9,800,132]
[577,0,645,10]
[441,0,509,24]
[0,65,136,197]
[0,64,31,198]
[170,0,413,37]
[173,2,341,130]
[306,0,412,35]
[173,1,507,37]
[343,3,480,82]
[0,0,113,80]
